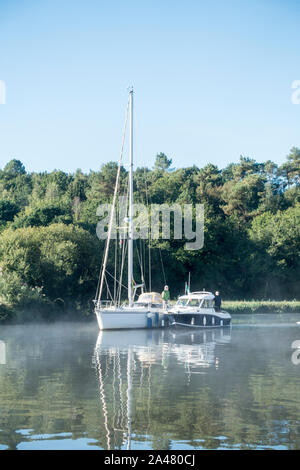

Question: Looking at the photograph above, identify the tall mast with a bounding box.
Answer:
[95,93,130,306]
[128,88,134,306]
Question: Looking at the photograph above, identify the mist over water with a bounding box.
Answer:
[0,314,300,450]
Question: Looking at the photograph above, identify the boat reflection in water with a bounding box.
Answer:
[166,328,231,372]
[0,340,6,365]
[93,327,231,450]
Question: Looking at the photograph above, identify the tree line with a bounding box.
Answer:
[0,148,299,321]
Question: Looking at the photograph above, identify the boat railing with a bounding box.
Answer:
[95,300,115,309]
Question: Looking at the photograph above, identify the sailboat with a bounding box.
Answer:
[94,89,166,330]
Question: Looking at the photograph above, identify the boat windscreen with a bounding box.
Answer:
[187,299,200,307]
[200,299,214,308]
[176,299,187,306]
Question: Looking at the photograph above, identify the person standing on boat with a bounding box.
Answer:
[214,291,222,312]
[162,285,170,309]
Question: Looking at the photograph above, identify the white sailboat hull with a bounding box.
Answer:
[95,307,151,330]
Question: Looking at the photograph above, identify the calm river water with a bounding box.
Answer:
[0,314,300,450]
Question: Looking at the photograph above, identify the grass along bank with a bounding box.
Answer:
[222,300,300,315]
[1,298,300,324]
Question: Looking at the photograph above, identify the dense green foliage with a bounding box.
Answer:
[0,149,299,321]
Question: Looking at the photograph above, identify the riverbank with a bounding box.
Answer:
[222,300,300,315]
[0,300,93,324]
[1,300,300,324]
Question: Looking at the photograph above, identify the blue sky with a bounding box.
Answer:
[0,0,299,173]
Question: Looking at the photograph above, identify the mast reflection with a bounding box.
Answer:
[93,328,231,449]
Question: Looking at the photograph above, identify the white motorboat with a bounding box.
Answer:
[167,290,231,328]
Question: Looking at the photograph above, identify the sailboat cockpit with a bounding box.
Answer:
[133,292,163,309]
